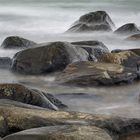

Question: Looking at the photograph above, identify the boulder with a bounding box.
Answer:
[3,125,112,140]
[114,23,140,35]
[11,41,89,74]
[126,33,140,41]
[99,51,140,69]
[0,105,140,138]
[56,61,138,86]
[71,41,109,61]
[66,11,115,33]
[0,57,11,68]
[0,83,67,110]
[1,36,37,49]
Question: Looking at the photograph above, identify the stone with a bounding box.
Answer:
[66,11,115,33]
[0,57,11,68]
[114,23,140,35]
[0,83,67,110]
[71,40,109,61]
[1,36,36,49]
[3,125,112,140]
[56,61,138,86]
[11,41,89,74]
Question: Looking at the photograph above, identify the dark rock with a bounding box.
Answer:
[71,40,109,61]
[3,125,112,140]
[99,51,140,69]
[114,23,140,35]
[1,36,37,49]
[0,83,67,110]
[56,61,138,86]
[66,11,115,33]
[126,33,140,41]
[0,57,11,68]
[11,41,89,74]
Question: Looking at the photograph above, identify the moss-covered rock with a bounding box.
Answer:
[1,36,36,49]
[66,11,115,33]
[11,41,89,74]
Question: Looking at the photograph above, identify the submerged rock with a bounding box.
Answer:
[56,61,138,86]
[1,36,37,49]
[0,83,67,110]
[71,40,109,61]
[0,57,11,68]
[126,33,140,41]
[99,51,140,69]
[114,23,140,35]
[66,11,115,33]
[3,125,112,140]
[11,41,89,74]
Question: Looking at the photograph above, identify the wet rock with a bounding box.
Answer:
[66,11,115,33]
[1,36,37,49]
[0,105,140,138]
[11,41,89,74]
[0,57,11,68]
[0,116,7,138]
[0,83,67,110]
[56,61,138,86]
[126,33,140,41]
[99,51,140,69]
[3,125,112,140]
[71,40,109,61]
[114,23,140,35]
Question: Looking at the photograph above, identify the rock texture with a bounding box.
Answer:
[114,23,140,35]
[71,40,109,61]
[66,11,115,33]
[3,125,112,140]
[99,51,140,69]
[11,41,89,74]
[1,36,36,49]
[0,83,67,110]
[0,57,11,68]
[56,61,138,86]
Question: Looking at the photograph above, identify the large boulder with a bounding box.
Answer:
[0,57,11,68]
[1,36,37,49]
[114,23,140,35]
[11,41,89,74]
[71,40,109,61]
[66,11,115,33]
[0,105,140,138]
[0,83,67,110]
[3,125,112,140]
[99,51,140,69]
[56,61,138,86]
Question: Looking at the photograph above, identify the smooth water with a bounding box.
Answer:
[0,0,140,118]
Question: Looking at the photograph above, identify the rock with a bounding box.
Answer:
[71,41,109,61]
[114,23,140,35]
[1,105,140,138]
[3,125,112,140]
[0,83,67,110]
[56,61,138,86]
[126,33,140,41]
[0,116,7,138]
[66,11,115,33]
[11,41,89,74]
[0,57,11,68]
[99,51,140,69]
[1,36,37,49]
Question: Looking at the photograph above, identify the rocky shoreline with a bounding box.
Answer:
[0,10,140,140]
